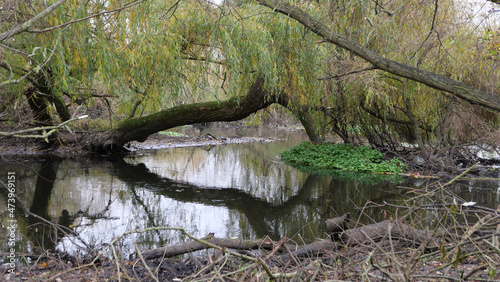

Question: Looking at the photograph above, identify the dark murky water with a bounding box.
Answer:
[1,127,499,260]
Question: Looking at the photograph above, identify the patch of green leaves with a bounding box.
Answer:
[280,142,405,173]
[158,131,186,137]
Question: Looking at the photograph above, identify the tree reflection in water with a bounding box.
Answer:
[1,138,498,259]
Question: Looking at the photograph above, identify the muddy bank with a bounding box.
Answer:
[0,130,278,159]
[1,256,199,282]
[125,132,278,151]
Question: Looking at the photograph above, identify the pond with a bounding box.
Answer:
[1,126,499,260]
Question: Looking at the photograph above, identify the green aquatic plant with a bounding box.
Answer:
[280,142,405,173]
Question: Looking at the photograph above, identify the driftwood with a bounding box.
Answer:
[280,218,433,259]
[326,213,350,241]
[343,219,431,245]
[142,237,276,260]
[142,215,435,260]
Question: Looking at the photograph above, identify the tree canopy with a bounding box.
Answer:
[1,0,500,154]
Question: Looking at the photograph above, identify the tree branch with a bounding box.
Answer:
[0,115,87,141]
[318,66,376,80]
[28,0,147,34]
[258,0,500,112]
[0,0,67,42]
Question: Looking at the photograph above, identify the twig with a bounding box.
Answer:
[482,239,500,254]
[443,162,479,187]
[0,29,63,87]
[29,0,147,33]
[0,0,67,41]
[110,244,122,282]
[220,260,257,280]
[411,274,461,281]
[0,179,74,239]
[283,243,301,266]
[361,250,375,280]
[309,260,321,281]
[360,229,405,281]
[318,66,376,80]
[462,263,488,280]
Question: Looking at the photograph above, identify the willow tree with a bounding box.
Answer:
[0,0,71,131]
[1,0,331,152]
[256,0,500,152]
[1,0,500,155]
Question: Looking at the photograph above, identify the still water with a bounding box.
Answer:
[1,127,499,259]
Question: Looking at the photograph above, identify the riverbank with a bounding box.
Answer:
[2,180,500,281]
[0,129,279,158]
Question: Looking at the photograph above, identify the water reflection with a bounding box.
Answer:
[1,129,499,260]
[27,159,60,251]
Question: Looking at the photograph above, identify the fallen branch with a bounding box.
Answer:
[142,237,276,260]
[0,115,87,141]
[142,216,434,263]
[280,218,435,260]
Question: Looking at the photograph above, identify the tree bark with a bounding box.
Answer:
[141,219,434,260]
[33,73,72,122]
[326,213,350,241]
[24,86,53,127]
[258,0,500,112]
[86,77,328,153]
[280,219,434,260]
[142,237,276,260]
[87,78,278,153]
[343,219,430,245]
[276,92,324,143]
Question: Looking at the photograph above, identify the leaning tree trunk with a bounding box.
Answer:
[87,78,278,153]
[258,0,500,112]
[276,92,324,143]
[85,77,328,154]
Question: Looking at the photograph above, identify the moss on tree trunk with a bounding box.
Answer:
[87,78,326,154]
[90,78,279,153]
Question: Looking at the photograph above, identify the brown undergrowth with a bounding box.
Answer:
[1,166,499,281]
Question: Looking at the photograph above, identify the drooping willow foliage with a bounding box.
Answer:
[1,0,499,150]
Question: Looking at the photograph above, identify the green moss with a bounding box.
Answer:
[280,142,405,173]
